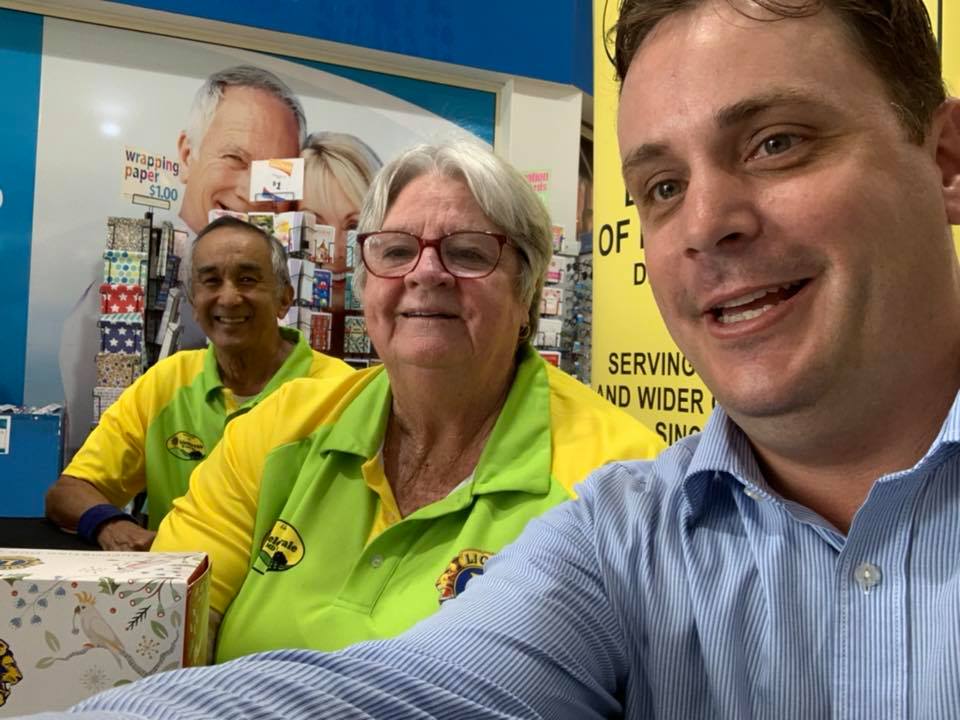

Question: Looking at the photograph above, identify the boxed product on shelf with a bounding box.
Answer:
[92,386,125,423]
[103,250,147,287]
[246,213,274,235]
[309,312,333,352]
[539,350,562,367]
[344,315,371,354]
[287,258,316,303]
[534,317,564,348]
[544,255,575,284]
[313,269,332,309]
[99,284,144,314]
[273,211,315,254]
[105,217,150,253]
[345,230,358,269]
[0,549,209,717]
[280,307,313,334]
[95,353,142,388]
[550,225,579,257]
[540,287,565,317]
[312,225,335,265]
[344,274,362,311]
[155,256,181,308]
[98,316,143,354]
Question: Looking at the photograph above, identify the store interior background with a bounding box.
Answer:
[0,0,593,457]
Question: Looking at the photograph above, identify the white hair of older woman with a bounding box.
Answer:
[184,65,307,151]
[354,139,553,337]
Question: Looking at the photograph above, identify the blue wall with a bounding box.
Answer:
[111,0,594,94]
[0,9,42,404]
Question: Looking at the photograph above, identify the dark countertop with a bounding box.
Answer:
[0,517,94,550]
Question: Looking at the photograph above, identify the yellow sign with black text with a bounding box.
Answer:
[593,0,956,442]
[591,0,714,445]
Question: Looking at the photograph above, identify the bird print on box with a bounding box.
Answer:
[72,592,125,666]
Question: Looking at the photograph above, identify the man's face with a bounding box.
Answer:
[618,1,960,429]
[178,86,301,233]
[190,226,293,354]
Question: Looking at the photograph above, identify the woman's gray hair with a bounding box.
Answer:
[354,139,553,335]
[185,65,307,151]
[183,216,291,300]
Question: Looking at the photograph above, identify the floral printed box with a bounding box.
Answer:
[0,549,209,716]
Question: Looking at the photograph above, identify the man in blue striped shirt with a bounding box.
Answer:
[25,0,960,718]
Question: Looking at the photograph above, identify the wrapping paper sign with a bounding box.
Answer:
[121,146,181,204]
[250,158,304,201]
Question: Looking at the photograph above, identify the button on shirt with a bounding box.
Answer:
[65,394,960,719]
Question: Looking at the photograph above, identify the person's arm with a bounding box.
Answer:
[47,368,159,549]
[60,466,639,719]
[45,474,154,551]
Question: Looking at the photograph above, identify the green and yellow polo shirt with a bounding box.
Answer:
[64,327,352,529]
[153,344,664,661]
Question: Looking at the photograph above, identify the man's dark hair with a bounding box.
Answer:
[613,0,945,143]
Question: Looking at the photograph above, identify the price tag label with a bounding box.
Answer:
[250,158,304,202]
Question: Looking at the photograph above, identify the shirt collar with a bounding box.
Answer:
[202,327,312,408]
[470,344,552,496]
[681,385,960,521]
[319,344,553,497]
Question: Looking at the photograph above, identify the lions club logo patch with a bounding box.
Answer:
[253,520,305,573]
[0,556,41,572]
[435,549,492,604]
[0,637,23,707]
[165,431,206,461]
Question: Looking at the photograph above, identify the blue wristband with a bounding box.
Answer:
[77,504,136,545]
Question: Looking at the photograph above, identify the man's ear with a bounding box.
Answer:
[935,99,960,224]
[177,131,193,184]
[276,283,295,319]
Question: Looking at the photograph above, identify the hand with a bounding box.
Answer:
[97,520,156,551]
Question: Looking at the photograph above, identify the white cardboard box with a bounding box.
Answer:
[544,255,574,284]
[534,317,564,348]
[540,287,565,317]
[0,549,209,716]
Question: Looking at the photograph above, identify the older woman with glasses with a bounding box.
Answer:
[152,138,664,662]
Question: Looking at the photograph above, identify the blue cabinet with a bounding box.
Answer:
[0,410,64,516]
